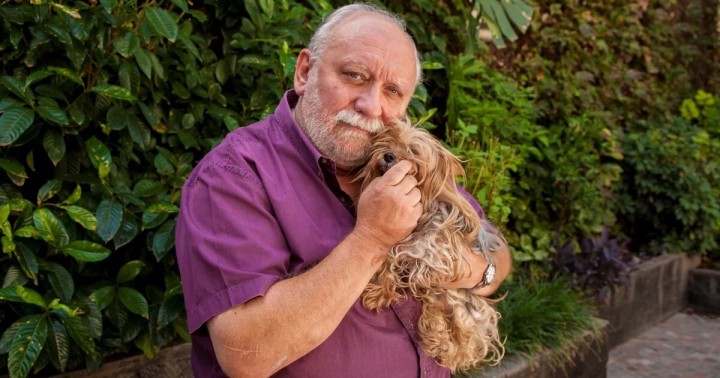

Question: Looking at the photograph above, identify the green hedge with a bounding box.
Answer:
[0,0,718,376]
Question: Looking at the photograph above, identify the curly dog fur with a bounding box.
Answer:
[353,118,506,372]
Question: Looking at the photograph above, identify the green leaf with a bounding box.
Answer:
[0,107,35,146]
[134,48,153,79]
[106,105,129,131]
[91,84,137,101]
[486,0,518,42]
[152,219,175,261]
[142,202,178,229]
[13,226,37,238]
[62,240,111,262]
[41,261,74,303]
[37,179,62,204]
[61,185,82,205]
[0,321,22,354]
[224,114,239,131]
[15,242,39,282]
[153,152,175,175]
[158,294,184,328]
[0,76,34,104]
[114,214,138,249]
[63,205,97,231]
[127,116,152,150]
[24,69,54,89]
[42,129,66,166]
[113,32,140,58]
[60,316,95,357]
[0,286,23,302]
[145,7,179,42]
[47,319,70,372]
[258,0,274,17]
[134,332,156,359]
[37,96,70,125]
[0,158,28,183]
[117,287,149,318]
[16,286,46,308]
[170,0,189,12]
[501,0,533,32]
[95,200,123,241]
[132,179,163,197]
[48,67,84,87]
[117,260,145,284]
[9,315,48,378]
[99,0,116,11]
[89,286,116,310]
[86,136,112,180]
[50,3,81,19]
[33,208,69,247]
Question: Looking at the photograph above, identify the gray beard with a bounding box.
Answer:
[297,80,373,169]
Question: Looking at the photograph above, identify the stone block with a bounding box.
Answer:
[688,268,720,313]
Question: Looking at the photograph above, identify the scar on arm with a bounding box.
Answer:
[220,342,261,355]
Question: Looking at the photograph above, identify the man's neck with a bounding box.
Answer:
[336,168,362,199]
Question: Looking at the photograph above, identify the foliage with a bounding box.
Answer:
[617,103,720,257]
[554,227,639,303]
[0,0,223,375]
[0,0,718,375]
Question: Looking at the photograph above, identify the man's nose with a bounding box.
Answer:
[354,86,383,120]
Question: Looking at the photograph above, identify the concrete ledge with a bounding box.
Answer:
[596,253,700,348]
[688,268,720,313]
[459,319,609,378]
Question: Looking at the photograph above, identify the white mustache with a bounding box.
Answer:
[335,110,383,134]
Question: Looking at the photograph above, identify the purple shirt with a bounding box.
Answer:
[176,90,477,377]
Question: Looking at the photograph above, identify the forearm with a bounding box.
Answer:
[441,242,512,296]
[208,231,387,377]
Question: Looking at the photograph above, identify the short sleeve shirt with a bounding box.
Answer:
[176,90,481,377]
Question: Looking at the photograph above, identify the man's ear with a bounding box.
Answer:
[294,49,313,96]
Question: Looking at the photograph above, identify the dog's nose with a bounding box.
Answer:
[383,152,396,164]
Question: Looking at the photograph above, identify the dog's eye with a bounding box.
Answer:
[383,152,396,164]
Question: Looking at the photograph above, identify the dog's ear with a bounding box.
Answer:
[409,128,464,205]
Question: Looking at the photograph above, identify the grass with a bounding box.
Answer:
[456,276,600,376]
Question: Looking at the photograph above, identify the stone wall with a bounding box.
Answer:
[597,253,701,348]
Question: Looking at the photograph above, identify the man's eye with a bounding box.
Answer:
[346,72,363,80]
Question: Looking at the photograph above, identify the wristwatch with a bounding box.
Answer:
[472,250,496,290]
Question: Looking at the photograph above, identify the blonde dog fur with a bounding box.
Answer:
[354,118,505,372]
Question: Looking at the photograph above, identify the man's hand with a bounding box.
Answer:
[353,160,422,260]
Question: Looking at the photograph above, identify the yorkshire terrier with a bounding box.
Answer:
[353,118,506,372]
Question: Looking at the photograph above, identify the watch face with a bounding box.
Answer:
[485,264,496,285]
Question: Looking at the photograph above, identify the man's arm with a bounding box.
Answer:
[440,241,512,296]
[207,160,422,377]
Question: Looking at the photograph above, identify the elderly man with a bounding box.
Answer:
[175,3,511,377]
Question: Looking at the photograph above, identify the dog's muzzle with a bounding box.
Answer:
[379,152,397,174]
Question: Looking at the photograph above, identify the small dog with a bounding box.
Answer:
[354,118,505,372]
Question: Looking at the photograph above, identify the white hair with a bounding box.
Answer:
[307,3,424,88]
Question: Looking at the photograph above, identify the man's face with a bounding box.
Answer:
[295,13,418,170]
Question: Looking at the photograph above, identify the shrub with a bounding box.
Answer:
[617,114,720,256]
[0,0,230,375]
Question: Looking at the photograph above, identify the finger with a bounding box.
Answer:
[408,186,422,205]
[381,160,414,185]
[394,175,419,194]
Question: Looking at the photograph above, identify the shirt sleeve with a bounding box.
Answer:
[175,154,290,333]
[457,184,500,235]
